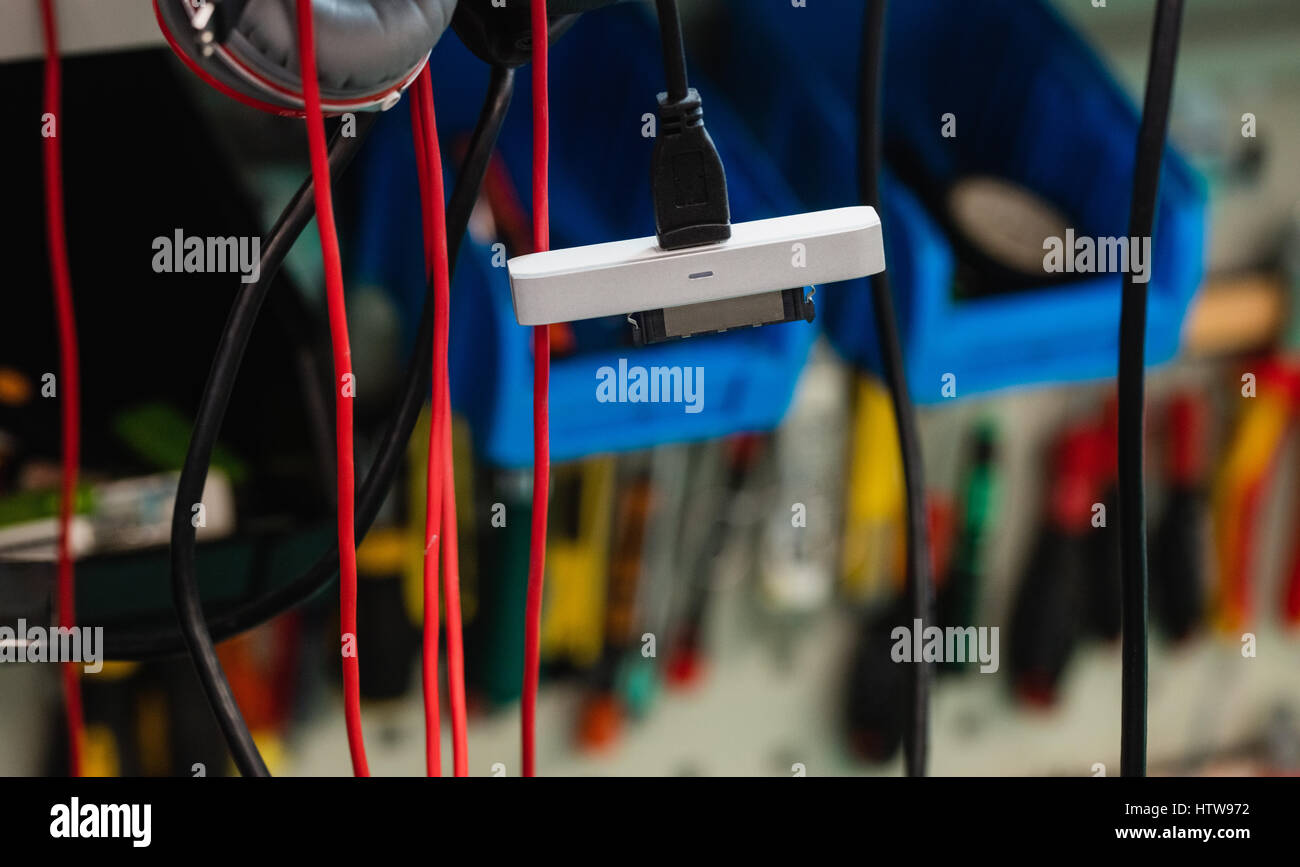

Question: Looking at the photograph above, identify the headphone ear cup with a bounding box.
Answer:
[155,0,459,114]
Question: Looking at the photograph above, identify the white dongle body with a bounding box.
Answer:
[506,206,885,338]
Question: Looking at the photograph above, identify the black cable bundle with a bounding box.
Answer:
[162,70,515,775]
[106,67,516,663]
[170,116,377,778]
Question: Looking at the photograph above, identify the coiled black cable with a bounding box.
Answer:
[857,0,932,777]
[1119,0,1184,778]
[109,66,514,673]
[167,67,515,775]
[169,114,378,778]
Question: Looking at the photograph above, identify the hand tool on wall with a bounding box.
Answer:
[1150,391,1210,641]
[540,458,616,669]
[1086,399,1122,642]
[469,469,533,706]
[1211,359,1299,633]
[577,463,652,751]
[665,436,764,689]
[936,422,999,673]
[840,375,905,603]
[1009,422,1105,706]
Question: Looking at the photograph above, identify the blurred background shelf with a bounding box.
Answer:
[2,0,1298,778]
[1,0,161,62]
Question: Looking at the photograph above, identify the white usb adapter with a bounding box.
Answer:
[506,206,886,341]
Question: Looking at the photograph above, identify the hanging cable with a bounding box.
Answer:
[166,117,372,779]
[648,0,729,251]
[857,0,932,777]
[134,68,514,665]
[522,0,551,779]
[439,376,468,777]
[653,0,689,102]
[410,73,471,779]
[39,0,85,778]
[1119,0,1185,778]
[410,67,471,778]
[167,64,512,774]
[409,82,442,776]
[295,0,369,776]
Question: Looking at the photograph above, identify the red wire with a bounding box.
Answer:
[410,70,467,777]
[409,75,442,777]
[440,386,468,776]
[39,0,84,779]
[522,0,551,779]
[410,62,472,782]
[294,0,369,776]
[412,78,470,780]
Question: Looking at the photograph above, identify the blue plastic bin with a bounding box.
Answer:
[709,0,1207,401]
[349,2,816,467]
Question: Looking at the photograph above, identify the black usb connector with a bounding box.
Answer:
[633,0,814,345]
[652,87,731,250]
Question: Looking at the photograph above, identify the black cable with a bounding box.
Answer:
[1119,0,1184,778]
[653,0,689,102]
[857,0,932,777]
[169,67,515,774]
[169,115,377,778]
[106,66,515,665]
[648,0,729,251]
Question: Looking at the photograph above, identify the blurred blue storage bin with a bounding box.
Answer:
[710,0,1207,401]
[348,2,815,467]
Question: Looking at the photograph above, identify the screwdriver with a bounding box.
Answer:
[1284,378,1300,624]
[845,486,961,760]
[577,465,653,752]
[665,435,764,689]
[840,375,905,602]
[844,596,909,763]
[469,468,533,706]
[540,458,616,670]
[1009,422,1102,706]
[623,444,692,718]
[1084,398,1121,642]
[1283,513,1300,627]
[1211,360,1297,632]
[937,422,998,673]
[1150,391,1209,641]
